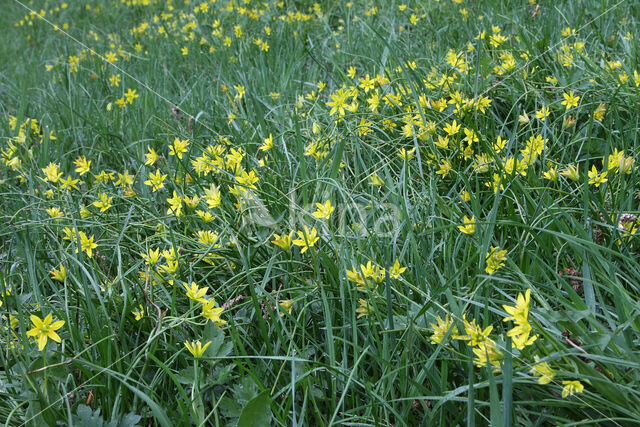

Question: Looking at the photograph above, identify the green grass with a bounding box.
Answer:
[2,0,640,425]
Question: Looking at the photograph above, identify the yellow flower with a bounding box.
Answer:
[443,120,461,136]
[184,340,212,358]
[587,165,607,187]
[79,232,98,258]
[292,226,319,254]
[508,322,538,350]
[535,106,549,121]
[388,259,407,279]
[73,156,92,175]
[543,166,558,182]
[144,169,167,192]
[203,185,221,209]
[369,173,384,187]
[502,289,531,324]
[169,138,189,160]
[279,299,294,316]
[472,339,503,371]
[454,316,493,346]
[346,268,365,288]
[463,128,479,144]
[560,164,580,182]
[235,170,259,189]
[196,210,215,223]
[259,134,273,151]
[26,314,65,351]
[356,299,371,318]
[109,74,120,87]
[397,147,416,160]
[429,315,458,344]
[561,380,584,398]
[166,191,183,216]
[436,160,451,177]
[485,246,507,274]
[93,193,113,212]
[42,162,63,183]
[457,215,476,235]
[59,175,80,192]
[531,359,555,385]
[360,261,385,284]
[201,300,227,326]
[124,88,139,104]
[561,91,580,109]
[132,305,147,321]
[271,231,294,250]
[312,200,334,220]
[145,147,159,165]
[183,282,209,303]
[141,248,161,266]
[50,264,67,282]
[115,170,134,187]
[326,88,352,116]
[46,207,63,219]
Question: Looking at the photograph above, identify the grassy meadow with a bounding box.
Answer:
[2,0,640,425]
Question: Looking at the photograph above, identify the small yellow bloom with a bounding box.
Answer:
[73,156,91,175]
[535,106,549,121]
[561,380,584,398]
[79,232,98,258]
[26,314,65,351]
[531,359,555,385]
[46,207,64,219]
[542,166,558,182]
[184,340,212,358]
[457,215,476,235]
[144,169,167,192]
[593,104,606,121]
[145,147,159,165]
[271,231,294,251]
[369,173,384,186]
[279,299,294,316]
[454,316,493,346]
[183,282,209,303]
[388,259,407,279]
[50,264,67,282]
[169,138,189,160]
[443,120,461,136]
[259,134,273,151]
[356,299,371,318]
[124,88,139,104]
[312,200,334,220]
[397,147,416,160]
[561,91,580,110]
[502,289,531,324]
[201,300,227,326]
[587,165,607,187]
[485,246,507,274]
[560,164,580,182]
[472,339,503,371]
[93,193,113,212]
[292,226,319,254]
[42,162,63,183]
[132,305,147,321]
[429,314,458,344]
